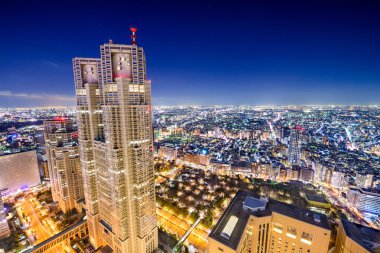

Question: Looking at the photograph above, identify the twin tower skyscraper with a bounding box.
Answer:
[73,29,158,253]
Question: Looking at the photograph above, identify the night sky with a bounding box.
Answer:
[1,0,380,107]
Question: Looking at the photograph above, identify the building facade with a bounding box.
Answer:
[347,188,380,215]
[44,119,84,213]
[73,33,158,253]
[0,194,10,239]
[288,126,302,166]
[208,190,331,253]
[0,150,40,194]
[335,219,380,253]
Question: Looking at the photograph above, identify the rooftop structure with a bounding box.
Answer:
[335,219,380,253]
[209,190,330,253]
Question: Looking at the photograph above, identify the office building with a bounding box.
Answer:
[335,219,380,253]
[73,29,158,252]
[0,194,10,239]
[44,118,84,213]
[347,188,380,215]
[208,190,331,253]
[288,125,302,166]
[0,150,40,194]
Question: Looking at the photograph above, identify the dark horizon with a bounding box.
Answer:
[1,0,380,107]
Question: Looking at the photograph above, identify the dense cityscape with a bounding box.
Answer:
[0,104,379,252]
[1,1,380,253]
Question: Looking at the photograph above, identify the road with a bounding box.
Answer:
[16,195,74,253]
[316,181,378,229]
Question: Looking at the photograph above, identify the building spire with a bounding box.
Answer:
[130,27,137,45]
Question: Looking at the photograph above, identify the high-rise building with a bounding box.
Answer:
[288,125,303,166]
[44,118,84,213]
[0,194,10,239]
[73,29,158,253]
[208,190,331,253]
[335,219,380,253]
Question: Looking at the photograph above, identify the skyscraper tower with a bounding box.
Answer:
[288,125,303,166]
[0,194,10,239]
[44,118,84,213]
[73,28,158,253]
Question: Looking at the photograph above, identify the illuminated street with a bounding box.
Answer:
[16,194,74,253]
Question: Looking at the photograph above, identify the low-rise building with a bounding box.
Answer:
[208,190,331,253]
[347,188,380,215]
[335,219,380,253]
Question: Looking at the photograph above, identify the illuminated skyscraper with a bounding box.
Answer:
[44,118,84,213]
[0,194,10,239]
[288,125,303,166]
[73,28,158,253]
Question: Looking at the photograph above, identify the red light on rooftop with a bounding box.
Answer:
[130,27,137,45]
[294,125,304,131]
[54,116,67,121]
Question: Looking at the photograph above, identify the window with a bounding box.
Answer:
[273,222,283,234]
[286,226,297,239]
[301,232,313,245]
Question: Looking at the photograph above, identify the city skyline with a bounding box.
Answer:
[1,0,380,107]
[1,1,380,252]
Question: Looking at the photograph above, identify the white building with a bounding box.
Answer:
[0,151,40,193]
[73,30,158,253]
[347,188,380,215]
[44,119,84,213]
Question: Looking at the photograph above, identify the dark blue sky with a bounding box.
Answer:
[1,0,379,107]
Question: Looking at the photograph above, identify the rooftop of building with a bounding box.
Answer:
[349,187,380,196]
[305,194,329,204]
[341,219,380,253]
[209,190,330,250]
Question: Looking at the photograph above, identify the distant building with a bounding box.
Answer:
[0,194,10,239]
[210,160,231,175]
[335,219,380,253]
[44,119,84,213]
[158,146,178,160]
[355,173,373,188]
[231,161,252,175]
[183,152,210,166]
[208,190,331,253]
[288,125,302,165]
[40,154,49,179]
[0,150,40,193]
[300,167,314,182]
[347,188,380,215]
[331,171,347,190]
